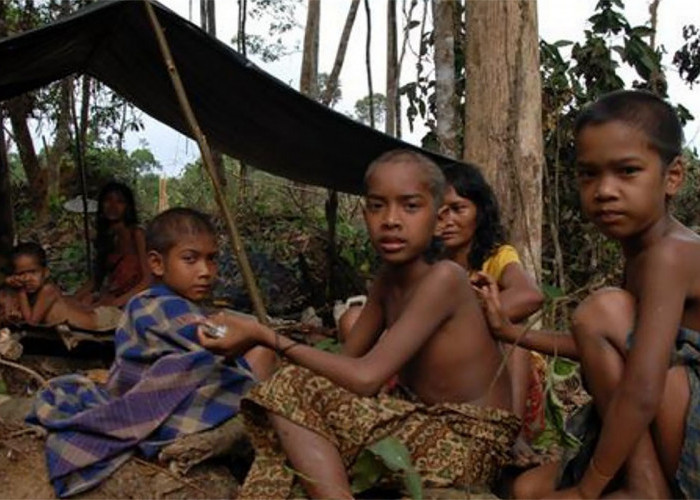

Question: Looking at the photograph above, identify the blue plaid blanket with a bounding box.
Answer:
[27,284,257,497]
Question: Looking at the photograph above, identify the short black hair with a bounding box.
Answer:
[575,90,683,165]
[10,242,47,269]
[146,208,216,254]
[443,162,506,270]
[364,149,446,208]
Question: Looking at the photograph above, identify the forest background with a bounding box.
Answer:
[1,0,700,327]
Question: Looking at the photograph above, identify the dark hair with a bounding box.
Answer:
[146,207,216,254]
[442,162,506,271]
[94,182,139,287]
[575,90,683,166]
[364,149,446,208]
[11,242,47,269]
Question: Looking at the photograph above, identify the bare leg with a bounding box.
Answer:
[512,462,560,499]
[268,412,352,499]
[244,346,278,381]
[572,288,679,499]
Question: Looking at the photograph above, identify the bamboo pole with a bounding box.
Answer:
[143,0,268,323]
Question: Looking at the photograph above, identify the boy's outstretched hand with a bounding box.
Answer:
[195,311,263,357]
[471,271,509,333]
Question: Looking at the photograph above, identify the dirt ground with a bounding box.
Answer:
[0,352,243,499]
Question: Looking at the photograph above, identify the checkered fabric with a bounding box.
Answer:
[27,284,256,497]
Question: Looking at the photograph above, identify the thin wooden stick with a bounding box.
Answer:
[143,0,268,324]
[0,358,48,387]
[132,457,210,496]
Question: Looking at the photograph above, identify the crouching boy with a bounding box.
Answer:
[28,208,275,497]
[199,150,520,498]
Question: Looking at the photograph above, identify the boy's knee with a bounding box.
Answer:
[572,288,634,341]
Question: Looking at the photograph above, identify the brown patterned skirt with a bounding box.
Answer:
[240,364,520,498]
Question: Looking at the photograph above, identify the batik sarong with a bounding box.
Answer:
[27,284,257,497]
[240,364,520,498]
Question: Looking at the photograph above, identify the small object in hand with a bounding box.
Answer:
[200,322,228,339]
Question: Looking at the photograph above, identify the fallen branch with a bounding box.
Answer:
[132,457,210,496]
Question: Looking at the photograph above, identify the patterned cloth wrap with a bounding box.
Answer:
[559,326,700,498]
[240,364,520,498]
[27,284,257,498]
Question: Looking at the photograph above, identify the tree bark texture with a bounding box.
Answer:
[0,109,14,268]
[385,0,398,136]
[6,95,47,214]
[464,0,544,279]
[200,0,227,187]
[300,0,320,100]
[321,0,360,107]
[432,0,459,158]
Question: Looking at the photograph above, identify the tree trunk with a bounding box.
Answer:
[0,108,14,269]
[385,0,398,136]
[300,0,321,100]
[321,0,360,107]
[0,8,12,264]
[200,0,227,187]
[464,0,544,279]
[6,95,47,215]
[47,77,73,197]
[363,0,375,128]
[432,0,459,158]
[320,0,360,302]
[237,0,249,202]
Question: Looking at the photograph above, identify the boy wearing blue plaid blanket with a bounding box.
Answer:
[29,207,274,497]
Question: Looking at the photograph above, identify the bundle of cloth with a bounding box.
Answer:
[27,284,257,497]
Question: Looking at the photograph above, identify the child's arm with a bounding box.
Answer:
[200,262,464,396]
[496,262,544,323]
[25,283,61,325]
[474,272,578,359]
[341,276,385,357]
[571,244,687,499]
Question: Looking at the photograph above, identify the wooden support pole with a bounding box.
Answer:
[143,0,268,323]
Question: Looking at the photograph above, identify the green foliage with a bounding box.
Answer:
[313,337,342,353]
[674,24,700,86]
[351,437,422,499]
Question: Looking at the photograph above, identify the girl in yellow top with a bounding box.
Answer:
[438,162,544,457]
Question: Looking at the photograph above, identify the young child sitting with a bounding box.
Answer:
[199,150,520,498]
[477,90,700,499]
[28,208,275,497]
[5,242,121,330]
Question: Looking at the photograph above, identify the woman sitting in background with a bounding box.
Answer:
[74,181,150,308]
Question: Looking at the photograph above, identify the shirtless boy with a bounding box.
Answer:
[477,90,700,499]
[199,149,520,498]
[5,242,120,330]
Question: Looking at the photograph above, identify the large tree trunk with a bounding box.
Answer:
[432,0,459,158]
[385,0,398,136]
[300,0,321,100]
[464,0,544,279]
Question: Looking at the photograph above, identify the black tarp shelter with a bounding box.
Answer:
[0,0,455,194]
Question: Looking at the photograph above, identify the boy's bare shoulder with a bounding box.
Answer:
[423,260,470,291]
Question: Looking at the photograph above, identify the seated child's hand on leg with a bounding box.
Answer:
[196,311,265,357]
